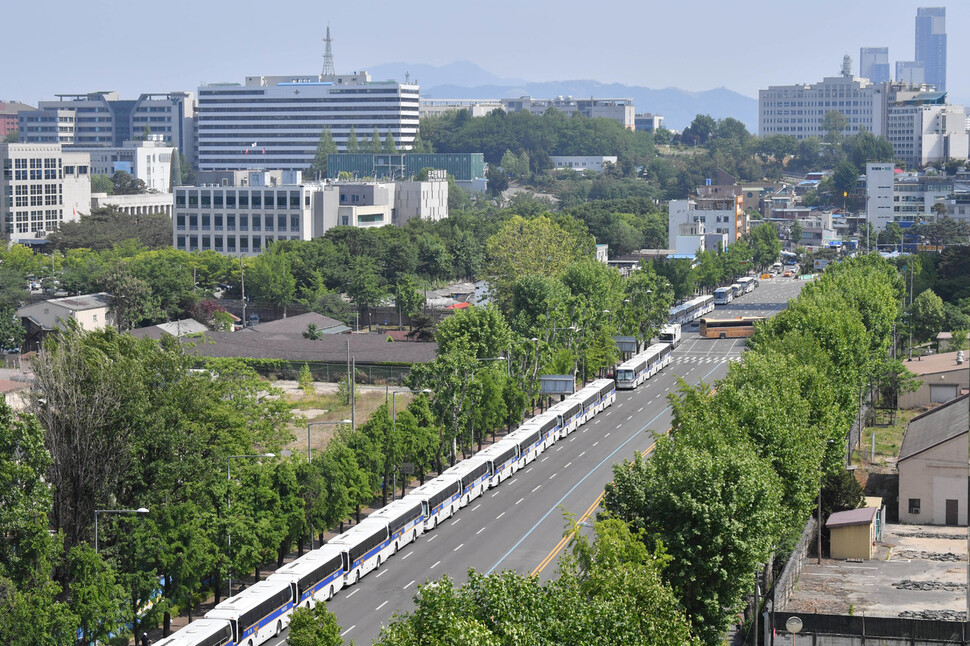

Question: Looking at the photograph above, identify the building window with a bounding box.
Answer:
[252,215,261,231]
[908,499,921,515]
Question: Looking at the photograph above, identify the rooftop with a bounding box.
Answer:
[902,351,967,375]
[899,393,969,462]
[826,507,877,529]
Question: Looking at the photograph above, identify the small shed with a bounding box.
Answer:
[827,507,877,560]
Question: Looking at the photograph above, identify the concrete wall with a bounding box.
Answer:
[898,435,968,526]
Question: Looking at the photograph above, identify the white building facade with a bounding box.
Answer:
[668,195,745,256]
[886,101,968,169]
[549,156,618,173]
[0,143,91,242]
[759,73,886,139]
[73,136,175,193]
[173,173,447,256]
[500,96,635,129]
[195,72,419,171]
[866,163,895,230]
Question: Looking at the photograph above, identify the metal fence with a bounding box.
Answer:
[248,360,411,385]
[774,517,816,610]
[772,613,967,644]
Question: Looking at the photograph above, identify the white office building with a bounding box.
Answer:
[0,143,91,243]
[549,156,618,173]
[195,72,420,171]
[668,195,746,256]
[866,163,895,230]
[72,136,175,193]
[18,92,195,163]
[886,97,968,169]
[759,71,886,139]
[500,96,635,129]
[173,172,447,256]
[419,99,503,118]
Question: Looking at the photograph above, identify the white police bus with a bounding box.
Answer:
[204,580,293,646]
[268,545,344,608]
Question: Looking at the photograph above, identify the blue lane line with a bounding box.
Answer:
[486,361,727,575]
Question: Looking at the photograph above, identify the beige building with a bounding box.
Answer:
[897,394,968,526]
[91,191,174,217]
[17,292,115,350]
[898,351,969,409]
[827,507,878,559]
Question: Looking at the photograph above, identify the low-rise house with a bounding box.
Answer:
[897,393,968,526]
[17,292,114,349]
[898,351,969,408]
[827,507,878,559]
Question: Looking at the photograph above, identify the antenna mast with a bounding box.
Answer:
[322,26,336,78]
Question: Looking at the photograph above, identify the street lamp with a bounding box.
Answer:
[477,355,510,376]
[387,388,432,504]
[94,508,149,553]
[305,420,350,548]
[227,453,275,596]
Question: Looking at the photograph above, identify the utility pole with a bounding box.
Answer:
[240,255,246,326]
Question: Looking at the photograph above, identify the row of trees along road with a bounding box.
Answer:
[338,254,902,645]
[0,208,683,643]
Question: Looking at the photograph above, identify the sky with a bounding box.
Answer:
[5,0,969,107]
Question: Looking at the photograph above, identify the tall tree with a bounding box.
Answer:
[346,126,359,153]
[310,128,337,179]
[246,252,297,316]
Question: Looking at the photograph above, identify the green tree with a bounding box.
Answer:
[347,257,385,330]
[821,110,848,143]
[788,220,802,247]
[111,170,148,195]
[90,174,114,194]
[48,206,173,252]
[2,130,18,143]
[368,127,383,154]
[435,305,512,359]
[617,267,674,350]
[746,221,781,270]
[910,288,945,343]
[393,274,425,327]
[384,129,398,153]
[98,262,162,330]
[246,252,297,316]
[346,126,359,153]
[298,363,314,396]
[288,603,343,646]
[310,127,337,178]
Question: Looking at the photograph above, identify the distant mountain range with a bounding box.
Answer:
[366,61,758,132]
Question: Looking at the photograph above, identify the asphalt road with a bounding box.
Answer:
[268,275,806,645]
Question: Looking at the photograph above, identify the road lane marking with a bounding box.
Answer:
[471,503,481,511]
[604,432,610,438]
[637,407,643,412]
[549,473,557,480]
[341,625,355,637]
[454,543,464,551]
[427,535,437,542]
[564,462,572,468]
[403,580,415,590]
[496,512,505,519]
[541,456,549,462]
[376,600,388,611]
[592,441,599,447]
[402,552,413,560]
[451,518,461,526]
[569,437,576,442]
[516,497,525,504]
[626,415,633,420]
[476,527,486,535]
[490,363,727,576]
[347,589,359,598]
[578,451,586,457]
[556,446,564,451]
[532,485,541,492]
[376,570,388,578]
[431,560,440,569]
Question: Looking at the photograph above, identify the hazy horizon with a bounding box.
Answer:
[5,0,968,109]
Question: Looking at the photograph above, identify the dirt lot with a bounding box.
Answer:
[786,523,968,619]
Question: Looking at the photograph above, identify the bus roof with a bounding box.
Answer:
[205,580,291,616]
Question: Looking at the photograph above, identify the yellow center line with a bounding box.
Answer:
[530,435,662,577]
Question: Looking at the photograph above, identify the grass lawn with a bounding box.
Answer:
[858,407,922,466]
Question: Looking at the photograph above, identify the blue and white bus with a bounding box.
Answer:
[443,456,491,506]
[547,398,583,436]
[713,286,733,305]
[154,619,233,646]
[327,519,393,586]
[477,440,520,486]
[367,498,425,551]
[268,546,344,608]
[408,474,462,531]
[204,580,293,646]
[507,425,544,465]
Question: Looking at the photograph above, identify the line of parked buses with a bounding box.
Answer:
[156,294,739,646]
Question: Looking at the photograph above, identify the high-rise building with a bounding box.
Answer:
[758,70,886,139]
[18,92,196,163]
[195,71,420,171]
[859,47,890,84]
[915,7,946,92]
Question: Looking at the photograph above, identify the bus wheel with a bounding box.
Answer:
[719,333,726,339]
[377,556,382,569]
[275,621,282,637]
[354,571,360,585]
[432,517,437,530]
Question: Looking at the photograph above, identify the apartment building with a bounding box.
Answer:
[668,195,746,256]
[500,96,635,129]
[759,71,886,139]
[0,143,91,243]
[72,136,175,193]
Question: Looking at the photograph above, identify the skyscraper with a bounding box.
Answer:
[915,7,946,91]
[859,47,890,84]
